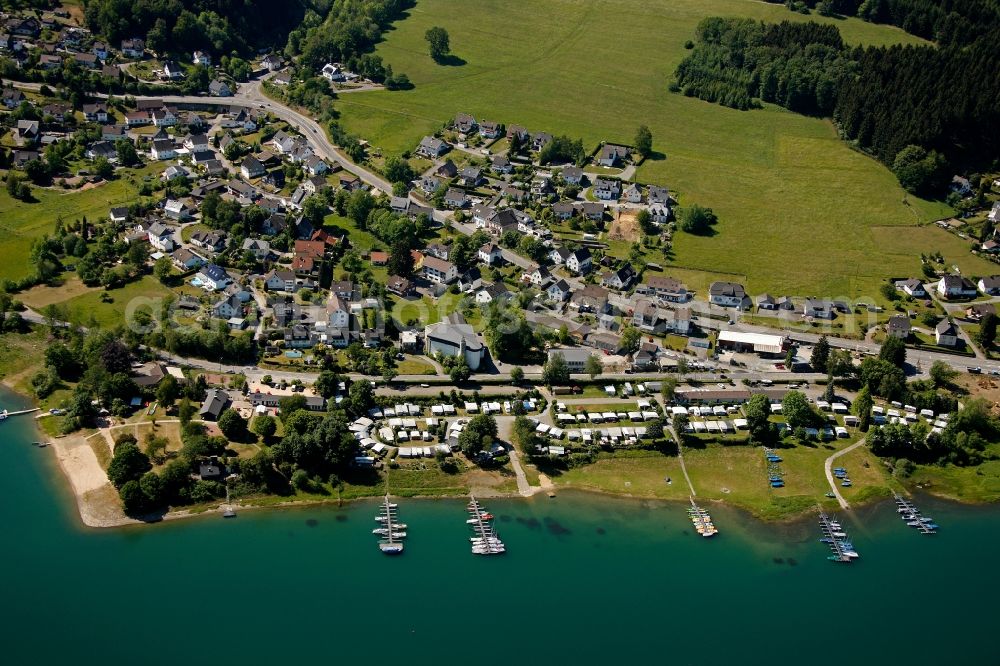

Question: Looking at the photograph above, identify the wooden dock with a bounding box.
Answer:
[818,511,858,563]
[687,497,718,537]
[1,408,40,420]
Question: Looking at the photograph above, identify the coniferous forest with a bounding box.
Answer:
[674,0,1000,195]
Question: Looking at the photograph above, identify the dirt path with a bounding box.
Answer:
[824,438,866,510]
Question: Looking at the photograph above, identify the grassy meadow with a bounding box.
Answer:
[335,0,952,299]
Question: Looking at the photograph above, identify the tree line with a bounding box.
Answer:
[673,15,1000,194]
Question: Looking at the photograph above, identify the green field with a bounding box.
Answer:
[334,0,950,299]
[53,275,172,328]
[0,166,157,282]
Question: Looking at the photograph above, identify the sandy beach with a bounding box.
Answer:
[49,434,136,528]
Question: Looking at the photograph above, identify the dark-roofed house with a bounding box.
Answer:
[566,248,592,275]
[966,302,996,322]
[387,275,414,296]
[547,279,571,302]
[417,136,448,158]
[978,275,1000,296]
[453,113,477,134]
[709,281,749,309]
[596,143,629,167]
[240,156,265,179]
[935,319,959,347]
[886,314,911,340]
[443,188,468,209]
[601,264,636,291]
[199,388,230,421]
[571,284,610,313]
[936,274,977,299]
[479,120,502,138]
[894,278,926,298]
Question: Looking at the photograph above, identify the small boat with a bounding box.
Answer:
[825,492,835,498]
[841,481,853,487]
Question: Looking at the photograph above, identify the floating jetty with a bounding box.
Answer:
[467,495,505,555]
[687,498,718,538]
[893,492,938,534]
[1,407,40,421]
[376,495,405,555]
[818,511,859,563]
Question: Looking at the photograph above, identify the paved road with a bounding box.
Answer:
[824,438,866,510]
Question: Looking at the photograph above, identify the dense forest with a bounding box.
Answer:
[283,0,411,71]
[673,10,1000,194]
[82,0,318,54]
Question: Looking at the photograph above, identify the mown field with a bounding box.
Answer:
[335,0,954,299]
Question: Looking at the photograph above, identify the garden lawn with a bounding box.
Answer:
[52,275,172,328]
[336,0,948,299]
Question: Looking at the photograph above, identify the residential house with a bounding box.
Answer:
[553,202,576,221]
[199,389,230,421]
[571,284,610,313]
[83,103,109,123]
[443,188,468,209]
[935,319,959,347]
[436,160,458,179]
[416,136,448,158]
[886,314,911,340]
[262,169,285,189]
[264,269,298,292]
[183,133,210,154]
[321,62,348,81]
[261,54,282,71]
[422,256,458,284]
[2,87,25,109]
[478,243,502,266]
[151,107,178,127]
[387,275,414,297]
[546,347,592,373]
[579,202,604,221]
[146,222,175,252]
[292,239,325,277]
[479,120,502,139]
[623,183,643,204]
[460,166,483,187]
[304,155,328,176]
[453,113,477,134]
[547,279,571,302]
[190,230,227,253]
[150,139,176,161]
[596,143,629,167]
[895,278,927,298]
[531,131,553,151]
[565,248,592,275]
[426,243,450,261]
[240,238,270,260]
[326,294,350,329]
[240,156,265,179]
[424,321,485,370]
[475,282,510,304]
[978,275,1000,296]
[171,247,207,270]
[593,177,621,200]
[86,141,116,161]
[197,264,232,291]
[192,50,212,66]
[966,303,996,321]
[73,53,99,69]
[523,265,551,287]
[648,185,670,205]
[213,293,244,319]
[601,265,636,291]
[164,199,192,221]
[709,281,750,309]
[101,124,127,143]
[260,213,287,235]
[562,166,584,185]
[14,119,38,146]
[162,60,184,79]
[208,79,231,97]
[804,298,835,319]
[125,110,151,127]
[121,38,145,58]
[587,331,623,354]
[648,203,671,224]
[937,275,978,299]
[636,276,690,303]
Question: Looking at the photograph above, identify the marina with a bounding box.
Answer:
[894,493,938,534]
[467,495,505,555]
[818,511,859,563]
[687,498,718,537]
[376,495,406,555]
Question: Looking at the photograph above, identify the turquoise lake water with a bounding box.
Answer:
[0,387,997,665]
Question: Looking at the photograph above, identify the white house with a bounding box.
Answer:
[565,248,592,275]
[197,264,232,291]
[478,243,502,266]
[422,256,457,284]
[709,281,749,308]
[894,278,926,298]
[937,275,977,299]
[935,319,959,347]
[241,238,271,259]
[192,51,212,66]
[326,294,350,329]
[593,178,621,201]
[978,275,1000,296]
[264,269,297,292]
[146,222,175,252]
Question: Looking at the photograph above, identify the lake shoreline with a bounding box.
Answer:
[5,382,996,530]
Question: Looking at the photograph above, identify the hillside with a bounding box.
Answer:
[330,0,970,299]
